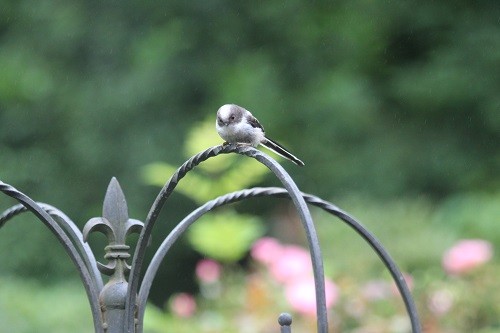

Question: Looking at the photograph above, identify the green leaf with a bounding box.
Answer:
[187,211,265,262]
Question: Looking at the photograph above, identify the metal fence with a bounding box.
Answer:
[0,144,421,333]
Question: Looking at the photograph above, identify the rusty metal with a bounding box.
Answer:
[0,144,421,333]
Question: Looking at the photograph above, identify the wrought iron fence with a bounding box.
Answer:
[0,144,421,333]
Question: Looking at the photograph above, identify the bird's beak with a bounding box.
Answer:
[217,117,226,126]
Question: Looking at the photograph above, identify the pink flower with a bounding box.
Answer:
[196,259,222,283]
[169,293,196,318]
[442,239,493,275]
[428,289,453,316]
[252,239,340,317]
[251,237,284,265]
[285,276,339,316]
[269,245,312,283]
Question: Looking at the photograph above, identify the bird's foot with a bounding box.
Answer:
[222,142,253,148]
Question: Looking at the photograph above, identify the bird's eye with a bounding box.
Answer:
[230,115,235,121]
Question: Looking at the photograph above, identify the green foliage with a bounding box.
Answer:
[433,191,500,244]
[317,195,447,276]
[316,191,500,277]
[0,277,92,333]
[1,0,498,213]
[1,0,499,331]
[187,211,265,262]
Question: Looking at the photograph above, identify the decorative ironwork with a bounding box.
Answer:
[83,177,144,332]
[279,313,293,333]
[0,144,422,333]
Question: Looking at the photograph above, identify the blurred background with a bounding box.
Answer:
[0,0,499,332]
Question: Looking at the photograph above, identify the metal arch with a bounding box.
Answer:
[126,144,329,333]
[137,187,421,333]
[125,145,228,332]
[300,193,422,333]
[0,203,103,290]
[0,181,105,333]
[238,147,328,333]
[136,189,260,328]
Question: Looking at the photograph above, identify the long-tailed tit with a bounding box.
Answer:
[216,104,305,166]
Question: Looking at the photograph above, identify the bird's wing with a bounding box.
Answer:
[247,114,265,132]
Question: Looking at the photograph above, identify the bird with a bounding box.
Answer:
[216,104,305,166]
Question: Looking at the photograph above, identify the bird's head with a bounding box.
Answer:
[217,104,243,126]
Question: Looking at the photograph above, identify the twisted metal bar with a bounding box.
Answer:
[0,181,104,333]
[137,187,421,333]
[126,145,228,332]
[0,203,103,290]
[127,145,328,333]
[0,204,26,227]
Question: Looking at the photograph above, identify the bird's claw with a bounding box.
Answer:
[222,142,253,147]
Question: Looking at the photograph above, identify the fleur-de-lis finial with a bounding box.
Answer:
[83,177,143,276]
[82,177,144,332]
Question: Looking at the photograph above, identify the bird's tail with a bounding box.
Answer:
[261,137,305,166]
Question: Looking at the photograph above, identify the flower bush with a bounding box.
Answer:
[143,194,499,333]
